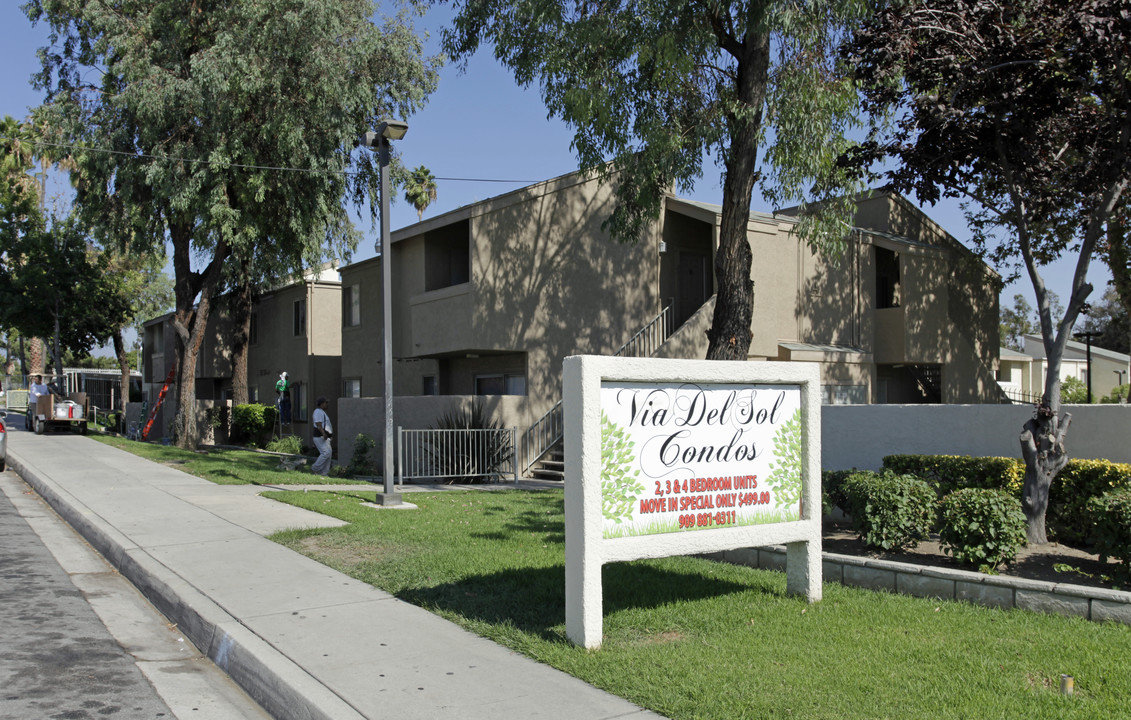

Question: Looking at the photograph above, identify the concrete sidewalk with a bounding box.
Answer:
[5,427,661,720]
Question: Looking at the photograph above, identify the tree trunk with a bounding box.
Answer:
[229,259,253,406]
[4,332,14,375]
[1019,405,1071,545]
[29,336,44,375]
[170,223,230,450]
[52,308,64,381]
[705,26,770,361]
[113,330,130,418]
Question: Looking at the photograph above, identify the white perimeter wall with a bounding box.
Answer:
[823,404,1131,470]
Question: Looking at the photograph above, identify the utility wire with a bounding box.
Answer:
[0,135,538,184]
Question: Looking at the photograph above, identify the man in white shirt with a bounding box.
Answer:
[27,375,51,428]
[312,396,333,475]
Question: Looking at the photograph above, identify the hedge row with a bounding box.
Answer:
[831,470,1028,571]
[880,454,1131,545]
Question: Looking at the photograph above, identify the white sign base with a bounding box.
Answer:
[564,356,822,649]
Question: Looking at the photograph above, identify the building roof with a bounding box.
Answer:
[999,347,1032,361]
[1021,334,1130,363]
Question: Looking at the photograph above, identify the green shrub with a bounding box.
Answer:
[231,403,279,446]
[882,454,1025,496]
[841,470,936,551]
[1100,383,1129,404]
[265,435,304,455]
[1086,489,1131,582]
[938,488,1027,572]
[343,433,379,478]
[1048,459,1131,545]
[426,401,513,483]
[881,454,1131,548]
[821,470,855,516]
[1061,376,1094,403]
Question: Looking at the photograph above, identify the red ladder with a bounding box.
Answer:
[141,367,177,441]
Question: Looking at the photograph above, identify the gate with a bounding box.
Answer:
[398,427,519,484]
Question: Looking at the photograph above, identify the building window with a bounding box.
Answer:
[343,284,360,327]
[293,382,308,422]
[475,373,526,396]
[425,220,471,292]
[343,378,361,398]
[422,375,438,396]
[293,299,306,337]
[875,247,901,309]
[249,312,258,345]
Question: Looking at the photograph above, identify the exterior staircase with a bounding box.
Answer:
[529,446,565,482]
[521,304,677,481]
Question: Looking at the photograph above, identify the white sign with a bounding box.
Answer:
[564,356,822,649]
[600,382,803,539]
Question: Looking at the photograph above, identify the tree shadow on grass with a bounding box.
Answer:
[398,560,779,642]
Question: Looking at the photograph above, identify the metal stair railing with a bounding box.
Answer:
[521,305,673,474]
[613,305,673,359]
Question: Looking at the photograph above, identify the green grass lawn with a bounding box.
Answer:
[267,488,1131,720]
[90,435,367,486]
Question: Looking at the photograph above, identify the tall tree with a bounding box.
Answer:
[0,212,128,375]
[1098,204,1131,357]
[27,0,440,447]
[444,0,870,360]
[1000,294,1036,353]
[843,0,1131,543]
[1077,285,1129,355]
[404,165,438,221]
[1,115,48,378]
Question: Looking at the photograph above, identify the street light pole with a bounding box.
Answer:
[1074,330,1101,404]
[361,120,408,505]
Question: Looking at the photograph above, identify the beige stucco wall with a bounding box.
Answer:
[247,281,342,443]
[343,171,665,420]
[333,183,1002,417]
[142,277,342,443]
[336,394,543,469]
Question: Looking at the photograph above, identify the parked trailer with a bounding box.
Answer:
[29,392,90,435]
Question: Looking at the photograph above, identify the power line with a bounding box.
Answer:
[0,135,538,185]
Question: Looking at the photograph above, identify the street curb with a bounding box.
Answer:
[8,448,366,720]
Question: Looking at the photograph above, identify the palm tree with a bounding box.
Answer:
[404,166,438,221]
[2,116,47,376]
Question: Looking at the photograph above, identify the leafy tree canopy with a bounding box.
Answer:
[444,0,871,359]
[24,0,441,445]
[844,0,1130,367]
[1077,284,1130,355]
[0,213,129,364]
[842,0,1131,544]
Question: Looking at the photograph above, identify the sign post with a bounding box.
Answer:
[564,356,822,648]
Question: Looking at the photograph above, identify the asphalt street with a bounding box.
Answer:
[0,430,273,720]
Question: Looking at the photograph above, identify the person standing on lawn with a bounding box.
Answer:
[312,396,333,475]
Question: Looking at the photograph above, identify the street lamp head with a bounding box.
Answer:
[379,119,409,141]
[358,130,381,148]
[357,120,408,149]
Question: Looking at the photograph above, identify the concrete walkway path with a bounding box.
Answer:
[5,427,661,720]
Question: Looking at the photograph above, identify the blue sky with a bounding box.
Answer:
[0,2,1111,320]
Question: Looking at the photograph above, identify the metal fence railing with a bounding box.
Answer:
[399,426,519,485]
[521,401,563,475]
[1001,387,1044,405]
